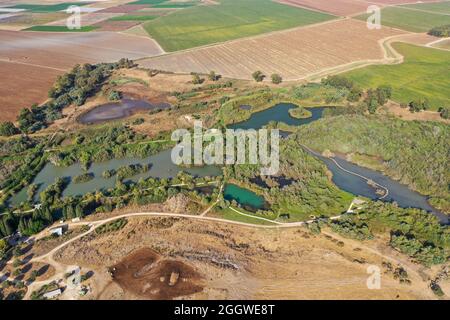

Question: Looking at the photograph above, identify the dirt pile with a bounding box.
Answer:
[110,248,203,299]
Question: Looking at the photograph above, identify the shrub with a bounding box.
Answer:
[192,73,204,84]
[0,122,19,136]
[108,90,121,101]
[438,106,449,119]
[271,74,282,84]
[73,173,94,184]
[428,24,450,37]
[252,71,265,82]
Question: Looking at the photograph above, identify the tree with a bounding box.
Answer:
[365,89,379,114]
[0,239,8,259]
[108,90,121,101]
[192,73,203,84]
[208,71,220,81]
[0,122,19,136]
[438,106,449,119]
[409,98,429,113]
[252,71,265,82]
[75,204,85,218]
[271,74,282,84]
[347,87,363,102]
[375,85,392,106]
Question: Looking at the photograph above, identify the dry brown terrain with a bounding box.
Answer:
[111,248,204,299]
[139,19,405,81]
[45,12,122,26]
[97,4,150,13]
[53,216,446,300]
[0,30,164,121]
[278,0,374,16]
[371,0,441,4]
[379,102,450,123]
[0,61,61,121]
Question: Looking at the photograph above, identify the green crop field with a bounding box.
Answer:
[109,15,158,21]
[8,2,91,13]
[143,0,335,52]
[25,25,98,32]
[151,2,198,8]
[356,6,450,32]
[402,1,450,15]
[344,43,450,110]
[129,0,167,4]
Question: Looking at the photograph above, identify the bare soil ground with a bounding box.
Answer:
[379,102,450,123]
[0,12,67,30]
[277,0,372,16]
[371,0,440,4]
[44,12,123,26]
[1,260,55,283]
[0,61,61,121]
[93,20,141,31]
[111,247,204,299]
[31,227,87,257]
[139,19,405,81]
[98,5,150,13]
[0,30,163,121]
[53,216,446,300]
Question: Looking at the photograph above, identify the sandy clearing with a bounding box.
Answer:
[51,215,441,300]
[139,19,406,81]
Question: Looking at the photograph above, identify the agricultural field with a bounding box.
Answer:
[277,0,371,16]
[402,1,450,14]
[370,0,442,4]
[432,38,450,50]
[0,61,61,122]
[0,29,164,120]
[140,19,404,80]
[3,2,92,13]
[344,42,450,110]
[0,12,68,30]
[355,4,450,32]
[142,0,335,51]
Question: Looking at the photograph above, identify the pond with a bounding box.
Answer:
[226,102,447,223]
[223,184,266,211]
[78,98,171,124]
[9,149,221,206]
[10,101,447,223]
[229,103,327,130]
[307,151,449,224]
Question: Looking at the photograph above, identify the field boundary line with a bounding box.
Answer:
[0,58,67,72]
[11,30,164,57]
[136,17,347,61]
[426,37,450,51]
[392,3,450,16]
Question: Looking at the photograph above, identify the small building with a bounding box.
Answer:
[43,288,62,299]
[49,227,64,237]
[71,217,81,223]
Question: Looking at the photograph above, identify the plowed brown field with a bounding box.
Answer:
[0,30,164,121]
[278,0,444,16]
[139,19,405,81]
[371,0,440,4]
[278,0,373,16]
